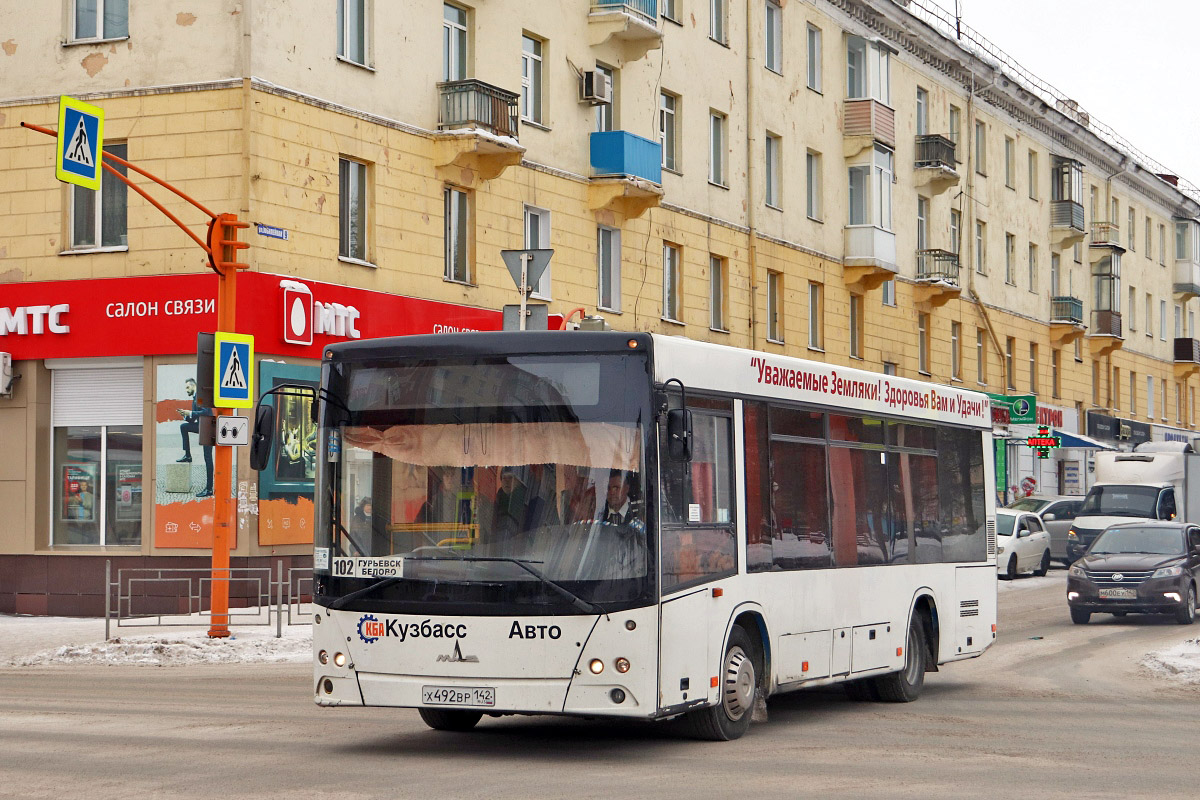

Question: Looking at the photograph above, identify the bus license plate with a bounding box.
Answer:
[422,686,496,707]
[1098,588,1136,600]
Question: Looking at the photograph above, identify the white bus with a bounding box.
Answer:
[289,331,997,740]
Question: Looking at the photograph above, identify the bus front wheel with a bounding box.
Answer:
[683,625,760,741]
[872,615,928,703]
[418,707,483,732]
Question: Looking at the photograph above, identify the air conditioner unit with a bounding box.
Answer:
[580,70,612,106]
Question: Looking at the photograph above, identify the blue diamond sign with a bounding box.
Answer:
[55,95,104,190]
[213,332,255,409]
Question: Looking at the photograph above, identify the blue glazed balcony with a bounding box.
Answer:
[590,131,662,184]
[588,131,663,218]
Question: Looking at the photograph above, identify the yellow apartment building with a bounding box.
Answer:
[2,0,1200,612]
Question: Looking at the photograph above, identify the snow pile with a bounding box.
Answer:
[0,613,312,667]
[1141,638,1200,685]
[997,573,1065,592]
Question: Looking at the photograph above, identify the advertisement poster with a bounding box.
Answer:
[60,463,98,522]
[115,465,143,522]
[154,363,230,548]
[257,361,319,545]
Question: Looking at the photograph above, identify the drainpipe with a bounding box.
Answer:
[963,67,1006,388]
[239,0,253,219]
[1100,156,1130,410]
[746,0,759,350]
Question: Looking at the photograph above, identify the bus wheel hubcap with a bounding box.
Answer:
[722,646,755,721]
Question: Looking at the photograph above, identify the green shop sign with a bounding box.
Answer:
[987,393,1037,425]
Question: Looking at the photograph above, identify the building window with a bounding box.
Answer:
[525,206,551,297]
[1004,233,1015,284]
[73,0,128,41]
[808,282,823,350]
[520,35,543,124]
[806,24,822,91]
[1160,224,1167,266]
[881,279,895,307]
[1176,304,1183,338]
[847,144,893,229]
[1161,299,1167,340]
[974,120,986,175]
[1028,243,1037,291]
[50,366,143,546]
[1162,380,1168,421]
[1128,207,1136,251]
[806,150,821,220]
[951,321,961,380]
[1145,216,1152,256]
[1148,375,1155,419]
[1052,349,1061,397]
[660,91,678,171]
[765,0,782,73]
[949,105,961,153]
[443,3,467,81]
[1128,285,1137,331]
[916,196,929,256]
[594,64,616,133]
[950,208,961,256]
[1028,150,1038,199]
[1092,362,1100,406]
[763,133,781,208]
[1005,337,1016,390]
[846,36,889,103]
[710,111,726,186]
[1146,293,1153,338]
[339,157,369,263]
[883,362,897,376]
[662,0,679,22]
[1178,383,1184,424]
[975,221,986,274]
[337,0,369,65]
[918,313,930,374]
[443,186,470,283]
[1004,137,1014,188]
[915,87,928,136]
[1029,343,1038,393]
[849,294,863,358]
[1131,371,1137,415]
[710,0,726,44]
[1051,253,1061,295]
[710,255,727,331]
[598,226,621,312]
[977,328,986,384]
[663,243,682,322]
[1112,367,1120,410]
[1074,241,1082,264]
[70,142,127,250]
[766,272,783,342]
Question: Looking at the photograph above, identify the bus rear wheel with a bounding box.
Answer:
[872,616,928,703]
[683,625,760,741]
[418,708,483,732]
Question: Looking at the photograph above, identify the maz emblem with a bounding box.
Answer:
[436,640,479,663]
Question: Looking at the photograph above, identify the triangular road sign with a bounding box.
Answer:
[501,249,554,293]
[220,346,246,390]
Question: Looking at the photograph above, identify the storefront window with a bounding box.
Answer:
[52,424,143,545]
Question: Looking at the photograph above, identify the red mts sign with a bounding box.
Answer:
[0,273,541,360]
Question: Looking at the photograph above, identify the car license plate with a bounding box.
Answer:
[422,686,495,707]
[1098,588,1137,600]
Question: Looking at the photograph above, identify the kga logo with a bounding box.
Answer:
[280,280,361,345]
[358,614,385,644]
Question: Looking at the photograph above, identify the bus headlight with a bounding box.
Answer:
[615,657,631,673]
[588,658,604,674]
[318,650,329,665]
[333,652,347,667]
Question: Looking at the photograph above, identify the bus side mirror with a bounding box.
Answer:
[249,404,276,471]
[667,408,692,461]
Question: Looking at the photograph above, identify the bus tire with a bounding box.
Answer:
[683,625,759,741]
[872,615,927,703]
[418,708,483,732]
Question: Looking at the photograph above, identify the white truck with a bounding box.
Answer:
[1067,442,1200,562]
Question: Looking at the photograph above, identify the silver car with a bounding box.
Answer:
[1007,495,1084,565]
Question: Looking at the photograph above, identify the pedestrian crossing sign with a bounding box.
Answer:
[55,95,104,190]
[213,332,255,409]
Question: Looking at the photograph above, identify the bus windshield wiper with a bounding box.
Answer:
[406,556,605,615]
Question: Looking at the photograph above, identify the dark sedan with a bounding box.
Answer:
[1067,522,1200,625]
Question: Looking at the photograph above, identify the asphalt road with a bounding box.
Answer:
[2,572,1197,800]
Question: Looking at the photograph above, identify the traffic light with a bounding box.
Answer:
[207,212,250,273]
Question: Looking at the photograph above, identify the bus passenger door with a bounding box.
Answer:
[658,589,712,710]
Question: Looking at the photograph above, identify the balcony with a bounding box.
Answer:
[843,98,895,157]
[913,249,961,307]
[1087,309,1123,357]
[1049,295,1086,346]
[912,135,959,194]
[588,130,663,219]
[1050,200,1086,249]
[1175,337,1200,379]
[433,79,524,183]
[1175,258,1200,301]
[589,0,661,60]
[1089,221,1124,250]
[843,225,897,291]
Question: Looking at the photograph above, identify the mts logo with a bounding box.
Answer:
[0,305,70,336]
[280,281,360,345]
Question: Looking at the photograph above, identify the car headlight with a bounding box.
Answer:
[1067,529,1078,540]
[1152,565,1184,579]
[1069,563,1087,577]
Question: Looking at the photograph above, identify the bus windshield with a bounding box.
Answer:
[315,353,654,615]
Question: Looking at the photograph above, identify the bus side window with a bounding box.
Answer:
[661,410,736,592]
